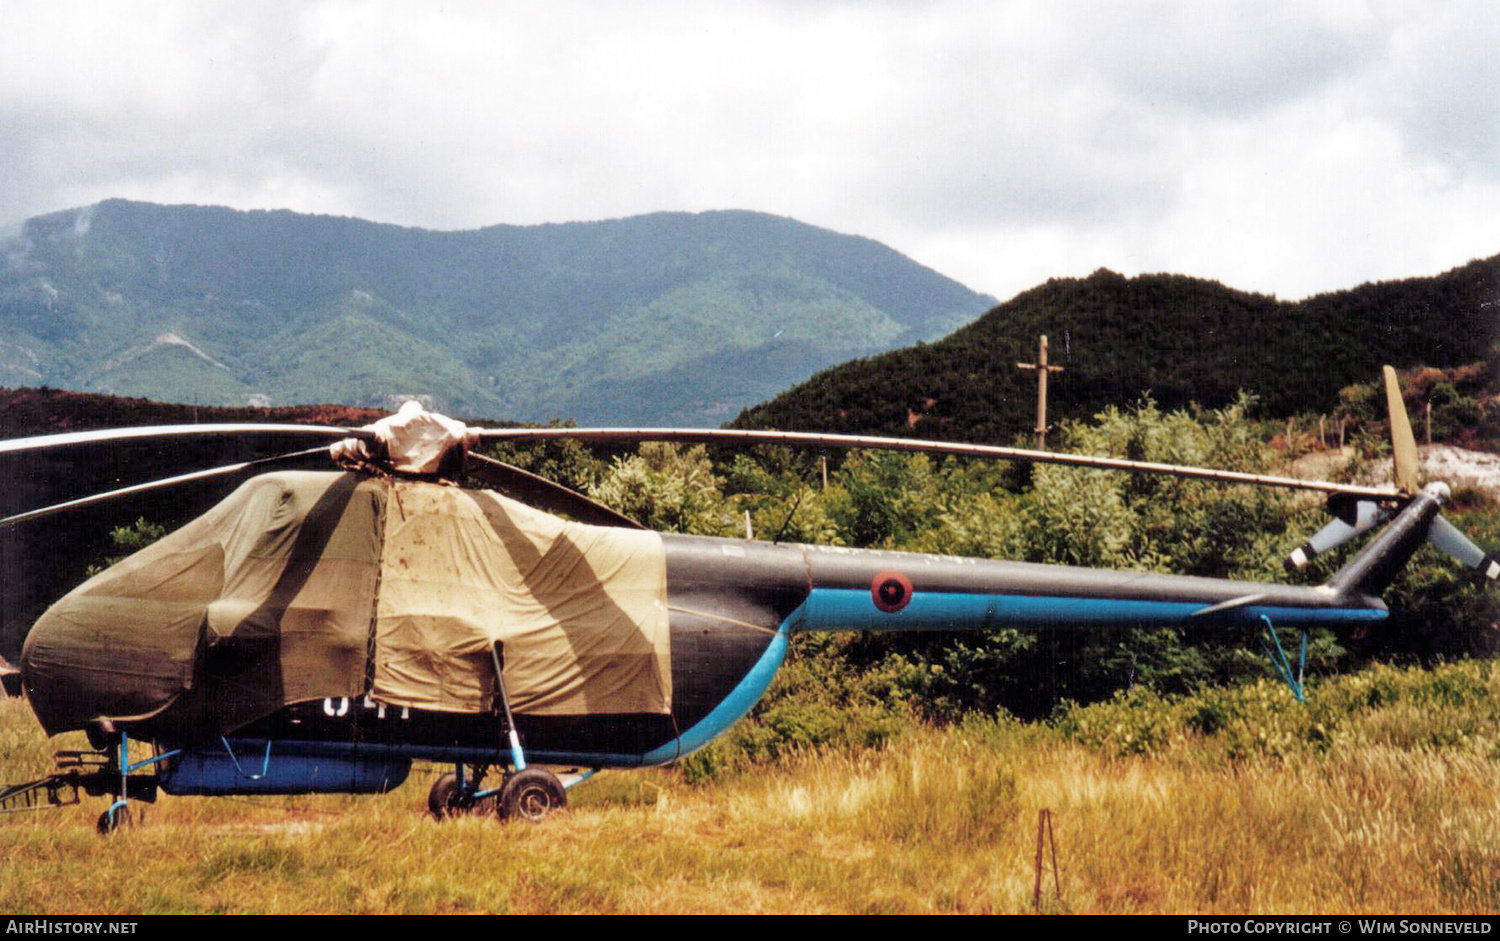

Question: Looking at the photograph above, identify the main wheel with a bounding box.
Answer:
[427,772,471,820]
[96,805,133,835]
[497,769,566,822]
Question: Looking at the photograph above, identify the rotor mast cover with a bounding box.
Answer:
[332,401,479,475]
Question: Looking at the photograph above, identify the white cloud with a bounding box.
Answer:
[0,0,1497,304]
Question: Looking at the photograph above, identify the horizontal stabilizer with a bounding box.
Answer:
[1188,593,1270,620]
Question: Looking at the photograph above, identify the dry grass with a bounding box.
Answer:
[1,666,1497,915]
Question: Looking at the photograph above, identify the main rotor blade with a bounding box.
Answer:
[465,453,645,529]
[475,427,1402,500]
[0,423,375,456]
[1383,365,1420,495]
[0,446,332,528]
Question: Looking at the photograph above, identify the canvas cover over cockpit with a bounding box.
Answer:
[372,479,670,715]
[21,471,670,738]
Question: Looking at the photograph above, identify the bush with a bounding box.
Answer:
[1052,660,1500,762]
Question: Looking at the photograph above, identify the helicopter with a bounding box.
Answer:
[0,367,1494,834]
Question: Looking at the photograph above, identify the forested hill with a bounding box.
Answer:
[733,261,1500,441]
[0,200,992,425]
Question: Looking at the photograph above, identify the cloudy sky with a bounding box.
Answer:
[3,0,1498,303]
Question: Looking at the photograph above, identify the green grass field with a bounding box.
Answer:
[2,661,1497,914]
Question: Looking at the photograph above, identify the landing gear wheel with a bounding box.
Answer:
[96,805,132,835]
[428,772,472,820]
[497,769,565,822]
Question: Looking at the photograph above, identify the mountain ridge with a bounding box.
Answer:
[0,199,994,423]
[734,259,1500,441]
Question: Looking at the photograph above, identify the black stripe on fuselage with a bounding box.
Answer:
[798,543,1368,611]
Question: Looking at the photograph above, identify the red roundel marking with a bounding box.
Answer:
[871,571,913,613]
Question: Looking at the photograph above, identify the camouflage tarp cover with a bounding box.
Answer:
[22,471,669,737]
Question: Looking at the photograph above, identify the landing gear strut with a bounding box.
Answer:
[81,723,170,836]
[424,643,570,823]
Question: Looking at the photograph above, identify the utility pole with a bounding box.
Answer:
[1016,335,1065,449]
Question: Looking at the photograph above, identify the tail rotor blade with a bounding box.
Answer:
[1426,513,1500,582]
[1383,365,1420,495]
[1285,498,1391,571]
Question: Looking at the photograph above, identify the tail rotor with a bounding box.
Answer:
[1291,366,1497,587]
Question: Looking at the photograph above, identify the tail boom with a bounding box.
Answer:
[768,542,1389,633]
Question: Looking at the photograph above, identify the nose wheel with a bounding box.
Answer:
[67,724,169,837]
[96,804,133,835]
